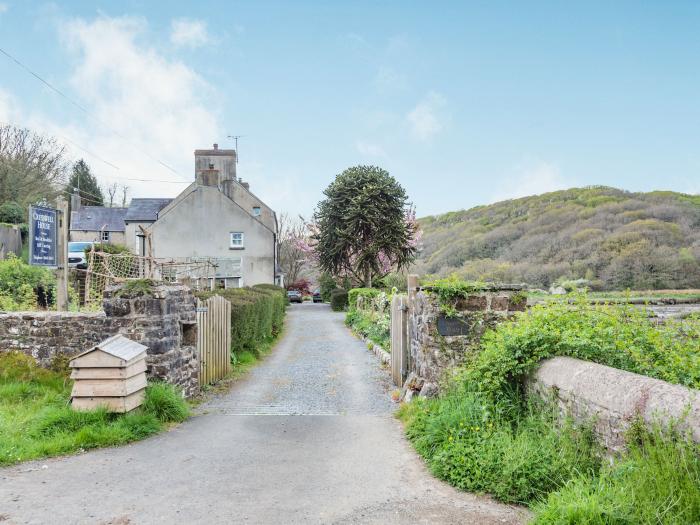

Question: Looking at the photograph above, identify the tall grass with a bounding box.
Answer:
[398,387,602,505]
[0,352,189,466]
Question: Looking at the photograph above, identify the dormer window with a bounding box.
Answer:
[253,206,261,217]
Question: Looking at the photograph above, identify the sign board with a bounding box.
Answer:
[437,316,472,337]
[28,205,58,267]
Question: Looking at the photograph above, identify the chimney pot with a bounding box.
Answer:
[213,143,218,150]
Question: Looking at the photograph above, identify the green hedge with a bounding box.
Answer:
[347,287,381,312]
[330,288,348,311]
[195,285,287,357]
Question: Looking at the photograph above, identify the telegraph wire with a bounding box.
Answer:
[0,46,190,182]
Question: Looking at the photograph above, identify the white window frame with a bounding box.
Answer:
[230,232,244,249]
[101,230,110,242]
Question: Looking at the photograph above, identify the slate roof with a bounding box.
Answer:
[70,206,127,232]
[125,198,173,222]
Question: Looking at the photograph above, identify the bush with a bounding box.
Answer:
[464,295,700,402]
[347,287,381,312]
[0,201,24,224]
[0,254,55,310]
[318,272,336,302]
[330,288,348,311]
[398,389,601,506]
[196,285,287,357]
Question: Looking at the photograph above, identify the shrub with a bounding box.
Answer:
[0,254,55,309]
[196,285,287,357]
[464,295,700,402]
[347,287,381,312]
[398,389,601,506]
[318,272,336,302]
[0,201,24,224]
[330,288,348,311]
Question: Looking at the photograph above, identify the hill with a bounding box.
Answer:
[413,186,700,290]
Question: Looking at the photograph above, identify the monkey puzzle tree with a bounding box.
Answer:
[313,165,417,287]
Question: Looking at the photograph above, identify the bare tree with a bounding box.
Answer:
[120,185,129,207]
[278,212,311,285]
[0,125,69,206]
[107,182,118,207]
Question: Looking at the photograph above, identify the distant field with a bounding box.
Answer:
[528,289,700,305]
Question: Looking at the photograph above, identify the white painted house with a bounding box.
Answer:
[132,144,282,287]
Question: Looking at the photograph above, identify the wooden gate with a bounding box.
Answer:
[391,294,409,387]
[197,295,232,385]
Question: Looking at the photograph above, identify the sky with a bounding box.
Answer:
[1,1,699,218]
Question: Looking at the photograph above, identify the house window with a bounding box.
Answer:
[101,231,110,242]
[253,206,261,217]
[230,232,244,249]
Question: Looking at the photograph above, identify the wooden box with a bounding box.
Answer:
[70,334,148,413]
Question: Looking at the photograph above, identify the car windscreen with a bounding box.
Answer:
[68,242,92,252]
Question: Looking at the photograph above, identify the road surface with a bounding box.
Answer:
[0,303,527,524]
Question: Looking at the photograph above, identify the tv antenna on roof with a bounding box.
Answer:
[227,135,246,164]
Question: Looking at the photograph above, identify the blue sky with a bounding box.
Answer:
[1,1,699,217]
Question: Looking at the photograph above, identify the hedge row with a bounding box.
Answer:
[347,288,382,312]
[195,284,287,356]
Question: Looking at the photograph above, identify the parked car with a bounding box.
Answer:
[287,290,303,303]
[68,241,95,269]
[312,290,323,303]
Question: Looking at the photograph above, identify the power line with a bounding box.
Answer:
[0,46,189,182]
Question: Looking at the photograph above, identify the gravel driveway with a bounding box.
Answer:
[0,303,527,524]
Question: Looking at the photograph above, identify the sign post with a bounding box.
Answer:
[28,200,68,310]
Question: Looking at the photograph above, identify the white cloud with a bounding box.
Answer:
[406,91,447,141]
[0,88,17,122]
[0,4,8,14]
[356,140,386,158]
[492,161,572,202]
[170,18,210,48]
[374,66,406,92]
[40,15,221,196]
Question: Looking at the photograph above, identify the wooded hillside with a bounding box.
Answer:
[414,186,700,290]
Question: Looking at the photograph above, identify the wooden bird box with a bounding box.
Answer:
[70,334,148,413]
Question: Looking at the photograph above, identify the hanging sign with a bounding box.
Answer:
[28,205,58,267]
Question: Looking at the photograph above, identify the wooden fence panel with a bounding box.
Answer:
[391,294,409,387]
[197,295,232,385]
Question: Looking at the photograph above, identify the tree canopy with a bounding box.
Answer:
[65,159,104,208]
[0,125,68,207]
[313,165,416,287]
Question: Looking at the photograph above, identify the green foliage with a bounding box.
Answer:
[330,288,348,311]
[415,186,700,290]
[423,276,489,317]
[0,201,24,224]
[0,352,188,466]
[533,426,700,524]
[318,272,337,302]
[313,165,417,286]
[0,254,55,310]
[115,278,155,297]
[345,309,390,351]
[141,382,189,423]
[347,287,381,312]
[196,285,287,357]
[65,159,104,207]
[465,296,700,402]
[398,390,601,505]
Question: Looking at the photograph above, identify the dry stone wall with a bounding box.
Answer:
[404,287,525,398]
[0,283,199,397]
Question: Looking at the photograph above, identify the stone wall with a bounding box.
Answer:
[403,287,525,398]
[0,282,199,397]
[530,356,700,452]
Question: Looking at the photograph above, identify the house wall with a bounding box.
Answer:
[70,230,126,246]
[148,186,276,285]
[124,221,153,254]
[0,224,22,258]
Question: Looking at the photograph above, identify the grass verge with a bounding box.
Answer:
[0,352,189,467]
